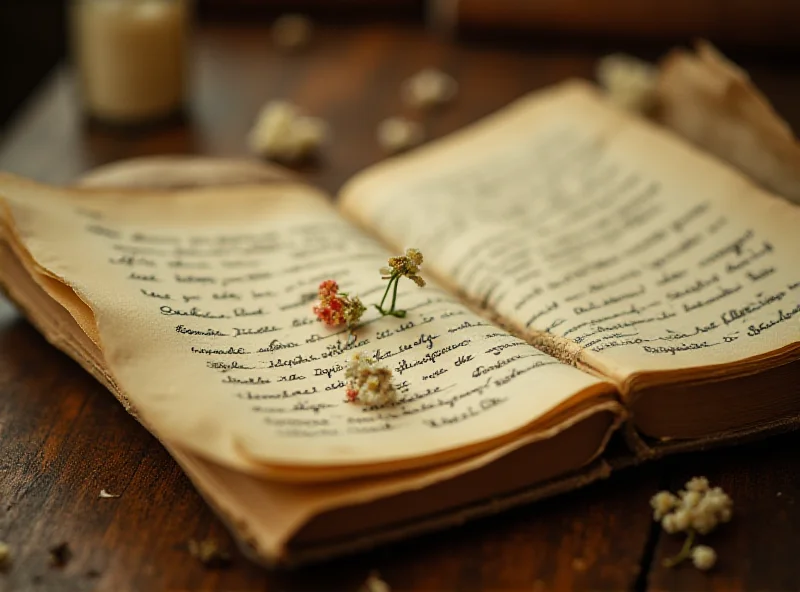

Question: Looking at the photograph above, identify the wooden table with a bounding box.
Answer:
[1,22,799,591]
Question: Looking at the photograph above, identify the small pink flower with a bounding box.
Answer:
[318,279,339,301]
[313,280,365,329]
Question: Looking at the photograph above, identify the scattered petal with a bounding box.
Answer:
[248,101,328,162]
[402,68,458,109]
[377,117,425,154]
[188,539,231,569]
[691,545,717,570]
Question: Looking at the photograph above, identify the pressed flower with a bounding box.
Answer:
[344,352,397,405]
[313,280,365,331]
[654,477,733,570]
[375,248,426,318]
[343,295,366,327]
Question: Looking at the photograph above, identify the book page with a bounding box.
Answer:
[0,176,616,480]
[341,81,800,392]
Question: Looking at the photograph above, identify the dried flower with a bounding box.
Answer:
[691,545,717,571]
[377,117,425,153]
[345,352,397,405]
[375,248,425,318]
[650,490,678,521]
[188,539,231,569]
[248,101,328,162]
[655,477,732,570]
[313,280,365,331]
[686,476,710,492]
[402,68,458,109]
[271,14,313,52]
[596,53,658,114]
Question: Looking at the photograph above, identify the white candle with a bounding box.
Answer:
[70,0,191,124]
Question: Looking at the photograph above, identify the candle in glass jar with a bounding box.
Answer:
[70,0,191,125]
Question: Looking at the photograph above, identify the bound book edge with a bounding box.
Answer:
[0,42,798,565]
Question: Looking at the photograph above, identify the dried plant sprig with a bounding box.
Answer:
[345,352,397,405]
[376,248,425,318]
[313,280,366,332]
[651,477,732,570]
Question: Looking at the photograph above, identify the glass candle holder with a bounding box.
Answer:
[70,0,191,126]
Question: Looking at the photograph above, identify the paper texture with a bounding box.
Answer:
[341,80,800,395]
[0,220,621,563]
[0,175,616,480]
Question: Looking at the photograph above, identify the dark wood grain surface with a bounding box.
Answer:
[1,22,799,592]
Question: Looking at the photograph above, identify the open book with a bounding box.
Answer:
[1,72,798,564]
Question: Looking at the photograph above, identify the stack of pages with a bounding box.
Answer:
[0,48,797,565]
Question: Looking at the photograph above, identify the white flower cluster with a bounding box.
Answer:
[345,352,397,406]
[377,117,425,154]
[402,68,458,109]
[596,53,658,114]
[271,14,313,52]
[651,477,732,571]
[248,101,328,162]
[652,476,733,535]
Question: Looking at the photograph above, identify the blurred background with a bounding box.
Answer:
[2,0,800,131]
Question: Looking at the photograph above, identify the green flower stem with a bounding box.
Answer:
[389,274,400,312]
[663,529,696,568]
[376,273,397,312]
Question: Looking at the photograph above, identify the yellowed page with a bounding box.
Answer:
[341,80,800,392]
[0,175,615,480]
[0,211,622,564]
